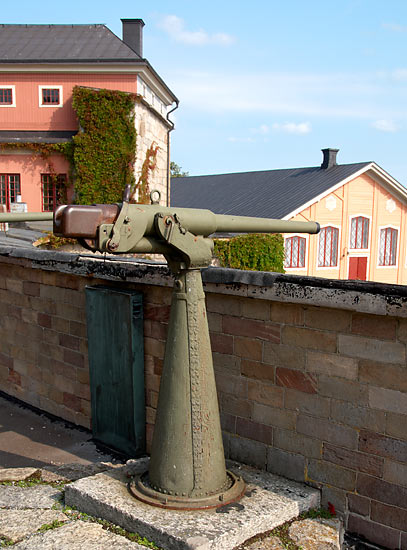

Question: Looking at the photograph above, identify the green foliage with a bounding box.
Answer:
[213,233,285,273]
[170,161,189,178]
[38,520,66,533]
[72,86,137,204]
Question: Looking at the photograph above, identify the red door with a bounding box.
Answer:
[349,257,367,280]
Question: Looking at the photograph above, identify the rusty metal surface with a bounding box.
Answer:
[53,204,119,238]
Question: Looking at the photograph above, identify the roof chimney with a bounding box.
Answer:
[321,148,339,169]
[121,19,145,58]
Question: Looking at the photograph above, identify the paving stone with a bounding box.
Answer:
[288,518,343,550]
[65,458,320,550]
[0,485,62,509]
[0,467,40,482]
[0,509,68,543]
[11,521,146,549]
[40,461,121,482]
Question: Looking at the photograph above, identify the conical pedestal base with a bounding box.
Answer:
[131,269,245,509]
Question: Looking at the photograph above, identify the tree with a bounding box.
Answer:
[170,161,189,178]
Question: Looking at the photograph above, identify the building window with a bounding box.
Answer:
[0,174,21,210]
[350,216,369,249]
[318,226,339,267]
[379,227,398,266]
[39,86,62,107]
[285,236,306,268]
[41,174,66,212]
[0,85,15,107]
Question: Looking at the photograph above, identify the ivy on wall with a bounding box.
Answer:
[132,141,159,204]
[214,233,285,273]
[72,86,137,205]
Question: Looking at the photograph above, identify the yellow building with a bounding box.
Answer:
[172,149,407,284]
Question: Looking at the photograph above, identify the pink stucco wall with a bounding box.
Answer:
[0,73,138,131]
[0,153,71,212]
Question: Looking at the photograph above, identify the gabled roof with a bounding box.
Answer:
[0,24,141,63]
[171,162,377,219]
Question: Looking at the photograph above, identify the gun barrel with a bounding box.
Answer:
[0,212,54,223]
[213,214,320,235]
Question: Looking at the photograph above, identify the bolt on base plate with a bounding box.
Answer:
[129,470,246,510]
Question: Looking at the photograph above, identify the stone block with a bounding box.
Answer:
[370,501,407,531]
[273,428,322,459]
[210,333,234,355]
[284,389,330,417]
[282,326,337,352]
[247,380,284,408]
[223,315,280,342]
[276,367,317,394]
[267,448,305,482]
[369,386,407,415]
[297,416,358,449]
[347,514,401,549]
[323,443,383,477]
[352,313,397,340]
[0,485,61,509]
[234,337,263,361]
[305,307,351,332]
[229,436,268,469]
[306,351,357,380]
[270,303,304,325]
[242,298,270,321]
[383,459,407,488]
[359,430,407,462]
[347,493,370,517]
[359,359,407,393]
[385,412,407,440]
[0,468,40,482]
[263,342,305,369]
[236,417,273,445]
[242,359,275,382]
[321,485,346,515]
[65,460,320,550]
[59,333,80,351]
[289,518,343,550]
[330,400,386,432]
[215,372,247,398]
[221,394,252,419]
[307,459,356,491]
[318,376,369,405]
[357,473,407,509]
[63,348,84,368]
[220,412,236,433]
[0,510,68,544]
[213,352,241,375]
[252,403,296,430]
[338,334,405,363]
[206,293,242,316]
[22,281,40,297]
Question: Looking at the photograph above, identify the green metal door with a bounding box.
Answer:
[85,286,145,456]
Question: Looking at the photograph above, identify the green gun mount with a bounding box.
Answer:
[1,193,320,510]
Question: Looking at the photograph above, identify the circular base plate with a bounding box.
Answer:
[129,470,246,510]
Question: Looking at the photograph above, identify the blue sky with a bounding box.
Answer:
[3,1,407,182]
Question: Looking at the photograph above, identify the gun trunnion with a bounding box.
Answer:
[1,200,320,510]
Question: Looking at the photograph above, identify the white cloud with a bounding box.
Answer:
[166,69,406,121]
[272,122,311,135]
[251,124,270,134]
[382,23,407,32]
[371,119,399,133]
[158,15,235,46]
[393,69,407,81]
[227,136,255,143]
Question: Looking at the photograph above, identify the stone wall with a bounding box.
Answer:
[134,100,170,206]
[0,246,406,549]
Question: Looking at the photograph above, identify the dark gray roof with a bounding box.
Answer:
[171,162,371,219]
[0,131,77,144]
[0,24,141,62]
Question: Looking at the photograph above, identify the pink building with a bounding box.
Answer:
[0,20,178,211]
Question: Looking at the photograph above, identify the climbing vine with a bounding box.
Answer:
[214,233,285,272]
[132,142,159,203]
[72,86,137,204]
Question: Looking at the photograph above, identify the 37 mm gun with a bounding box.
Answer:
[0,191,320,510]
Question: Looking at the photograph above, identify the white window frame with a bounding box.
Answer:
[0,85,16,107]
[348,214,371,251]
[284,234,308,271]
[377,225,399,268]
[316,225,341,270]
[38,85,63,108]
